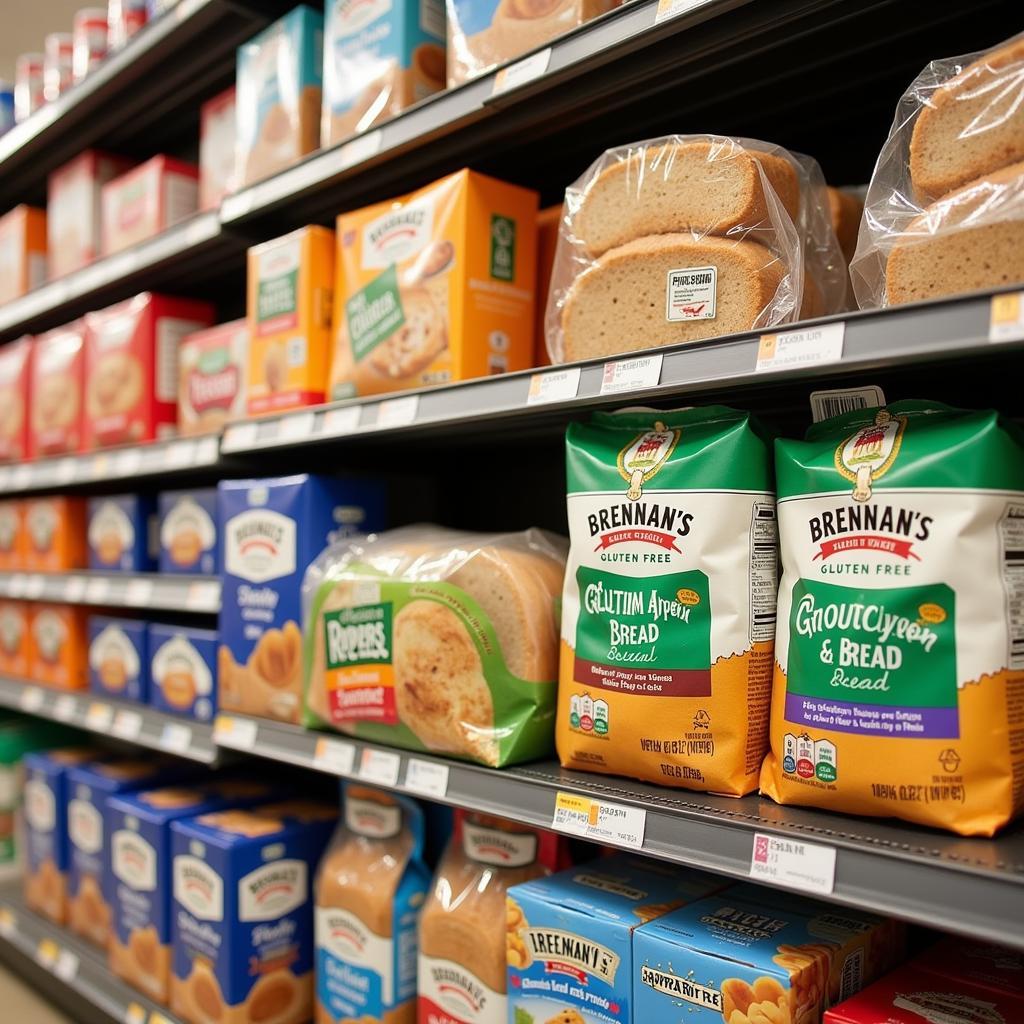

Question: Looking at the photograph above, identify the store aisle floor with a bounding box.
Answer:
[0,960,73,1023]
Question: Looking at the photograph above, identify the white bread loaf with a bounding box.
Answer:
[561,234,786,360]
[887,160,1024,305]
[910,37,1024,200]
[574,141,801,257]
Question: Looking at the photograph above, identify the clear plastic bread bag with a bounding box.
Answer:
[850,31,1024,308]
[301,525,567,766]
[544,134,847,363]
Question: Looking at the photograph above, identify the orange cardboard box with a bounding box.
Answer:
[28,603,88,690]
[329,169,538,399]
[0,601,30,677]
[0,501,25,570]
[0,205,47,305]
[0,336,33,462]
[23,497,87,572]
[247,226,334,415]
[30,321,86,457]
[534,204,560,368]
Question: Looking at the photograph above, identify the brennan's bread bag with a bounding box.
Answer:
[558,407,777,796]
[850,31,1024,307]
[545,134,846,363]
[760,400,1024,836]
[303,526,566,766]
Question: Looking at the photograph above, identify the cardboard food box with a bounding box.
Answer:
[48,150,134,278]
[236,5,323,188]
[200,86,236,210]
[330,169,538,398]
[101,155,200,256]
[534,204,560,368]
[88,615,148,702]
[177,319,249,436]
[23,496,87,572]
[30,321,86,457]
[87,493,158,572]
[0,601,29,677]
[0,205,47,305]
[0,336,32,462]
[28,603,89,690]
[148,623,218,723]
[158,488,219,575]
[247,226,334,415]
[83,292,215,448]
[914,937,1024,999]
[0,501,24,570]
[218,474,386,723]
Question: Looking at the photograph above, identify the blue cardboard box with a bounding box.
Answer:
[88,615,148,703]
[148,624,218,722]
[87,494,158,572]
[218,474,385,723]
[169,800,337,1022]
[507,854,725,1024]
[158,488,219,575]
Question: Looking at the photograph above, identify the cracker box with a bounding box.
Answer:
[178,318,249,436]
[247,226,335,415]
[634,891,890,1024]
[321,0,445,147]
[534,205,560,367]
[329,169,538,398]
[0,601,29,677]
[30,321,86,457]
[914,938,1024,999]
[83,292,215,449]
[87,493,158,572]
[106,780,280,1004]
[0,336,32,462]
[158,488,219,575]
[88,615,148,702]
[28,603,89,690]
[170,802,337,1024]
[48,150,134,278]
[0,501,24,570]
[824,966,1024,1024]
[101,156,200,256]
[148,624,218,723]
[23,747,107,924]
[200,86,236,210]
[66,758,198,948]
[23,496,88,572]
[0,204,47,305]
[218,474,386,723]
[236,5,323,188]
[508,855,726,1024]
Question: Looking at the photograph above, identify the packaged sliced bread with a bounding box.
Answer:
[546,135,846,362]
[302,526,566,767]
[851,30,1024,307]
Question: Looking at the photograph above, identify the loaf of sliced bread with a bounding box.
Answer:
[827,186,863,263]
[909,37,1024,200]
[573,141,801,257]
[887,160,1024,304]
[561,234,786,360]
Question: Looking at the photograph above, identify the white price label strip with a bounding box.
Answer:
[165,440,196,469]
[112,709,143,740]
[339,129,384,170]
[492,47,552,96]
[0,907,15,938]
[54,695,77,721]
[10,466,30,490]
[65,576,86,602]
[8,575,26,598]
[322,406,362,437]
[280,410,316,441]
[599,354,663,395]
[222,422,258,452]
[213,715,258,751]
[749,832,836,895]
[85,577,111,604]
[313,737,357,775]
[20,687,44,713]
[376,395,419,428]
[551,791,646,848]
[55,458,77,485]
[756,321,845,372]
[54,948,79,981]
[85,702,113,732]
[990,292,1024,343]
[126,579,154,606]
[24,574,45,600]
[187,580,220,610]
[36,938,58,969]
[124,1002,147,1024]
[161,722,193,754]
[359,748,401,787]
[527,367,581,405]
[115,449,142,476]
[404,759,449,797]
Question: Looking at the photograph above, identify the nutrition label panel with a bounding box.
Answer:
[750,500,778,644]
[1000,503,1024,670]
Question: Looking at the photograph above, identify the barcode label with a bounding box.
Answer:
[750,502,778,643]
[809,386,886,423]
[1000,503,1024,670]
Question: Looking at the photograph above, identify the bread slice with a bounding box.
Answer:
[561,234,787,360]
[887,160,1024,304]
[909,36,1024,199]
[827,186,863,263]
[574,141,801,257]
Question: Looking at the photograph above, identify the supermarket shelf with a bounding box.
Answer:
[221,289,1022,454]
[0,213,240,342]
[0,885,181,1024]
[0,677,219,764]
[215,713,1024,949]
[0,572,220,613]
[0,434,221,496]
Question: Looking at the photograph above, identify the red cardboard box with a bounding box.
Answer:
[0,336,32,462]
[83,293,214,449]
[915,938,1024,999]
[30,321,85,457]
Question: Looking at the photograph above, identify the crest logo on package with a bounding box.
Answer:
[835,409,906,501]
[617,422,681,500]
[112,830,157,890]
[174,854,224,920]
[240,861,307,920]
[524,927,621,984]
[226,507,296,582]
[69,797,103,854]
[463,822,536,867]
[362,198,436,268]
[24,778,55,832]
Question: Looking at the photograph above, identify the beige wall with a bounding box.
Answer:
[0,0,88,83]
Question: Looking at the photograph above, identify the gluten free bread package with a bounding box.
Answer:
[303,526,566,766]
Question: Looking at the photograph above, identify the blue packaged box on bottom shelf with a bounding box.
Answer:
[88,615,148,702]
[158,487,219,575]
[148,623,218,722]
[87,494,158,572]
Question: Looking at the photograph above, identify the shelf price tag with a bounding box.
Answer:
[756,321,845,372]
[322,406,362,437]
[8,575,27,598]
[221,422,258,452]
[213,715,258,751]
[54,458,77,485]
[160,722,193,754]
[313,737,357,775]
[125,1002,147,1024]
[54,948,79,981]
[492,47,552,96]
[85,577,111,604]
[65,576,86,602]
[749,832,836,895]
[126,579,154,606]
[165,439,197,469]
[551,791,646,848]
[339,129,384,170]
[404,759,449,798]
[279,411,316,442]
[0,906,15,937]
[112,709,143,741]
[86,702,113,732]
[115,449,142,476]
[20,687,44,713]
[990,291,1024,343]
[54,695,78,721]
[599,354,663,395]
[359,748,401,787]
[10,465,31,490]
[195,435,220,463]
[186,580,220,611]
[527,367,581,405]
[376,395,419,428]
[36,938,59,969]
[24,574,45,600]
